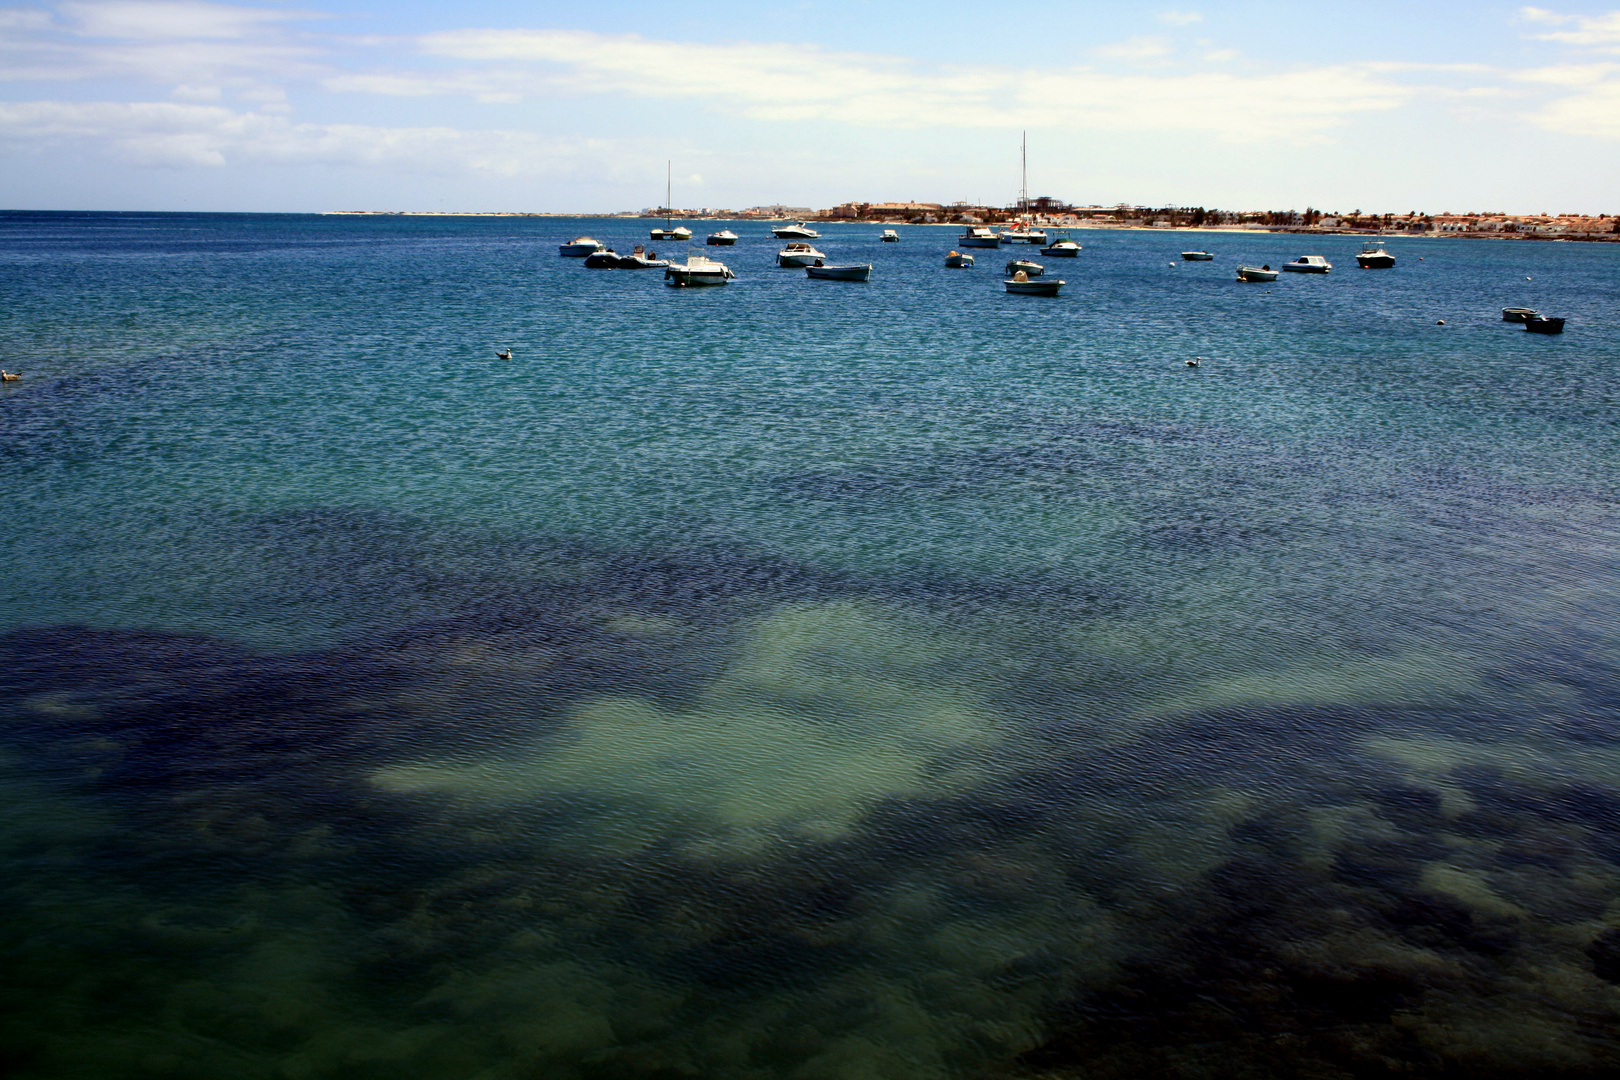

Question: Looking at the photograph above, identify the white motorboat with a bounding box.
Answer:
[559,236,606,257]
[1000,225,1047,244]
[958,226,1001,248]
[1005,258,1044,277]
[1281,255,1332,273]
[1181,251,1215,261]
[1355,242,1395,269]
[772,222,821,239]
[706,230,739,246]
[776,243,827,267]
[1040,235,1081,257]
[1004,270,1063,295]
[1236,265,1278,282]
[665,254,735,287]
[613,244,669,269]
[944,250,975,268]
[880,229,900,242]
[651,225,692,241]
[806,263,872,281]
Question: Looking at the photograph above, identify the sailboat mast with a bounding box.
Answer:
[1020,131,1028,217]
[666,161,672,229]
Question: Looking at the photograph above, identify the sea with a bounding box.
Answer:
[2,210,1618,1079]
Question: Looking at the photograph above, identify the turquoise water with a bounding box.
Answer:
[3,211,1619,1077]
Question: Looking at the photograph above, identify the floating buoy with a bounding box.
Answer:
[1436,320,1446,325]
[1527,276,1533,281]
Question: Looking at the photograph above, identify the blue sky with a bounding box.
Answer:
[2,1,1617,213]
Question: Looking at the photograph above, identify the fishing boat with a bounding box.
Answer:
[650,163,691,241]
[1005,258,1044,277]
[1524,315,1566,334]
[1181,251,1214,261]
[1281,255,1332,273]
[944,250,975,268]
[806,263,872,281]
[1356,242,1395,269]
[1236,265,1278,282]
[664,254,735,287]
[706,230,739,246]
[1501,307,1538,322]
[776,243,827,267]
[880,229,900,242]
[772,222,821,239]
[559,237,605,257]
[1040,235,1081,257]
[958,226,1001,248]
[1004,270,1062,295]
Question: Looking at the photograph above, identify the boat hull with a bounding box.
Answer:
[1356,255,1395,268]
[944,255,975,268]
[777,254,824,267]
[706,235,737,246]
[1005,260,1044,277]
[772,225,820,239]
[583,251,620,269]
[1040,244,1080,257]
[806,264,872,281]
[1525,316,1566,334]
[958,235,1001,248]
[650,229,692,242]
[559,241,603,257]
[1181,252,1214,261]
[1501,307,1538,322]
[665,269,732,287]
[1004,279,1063,295]
[1236,266,1278,282]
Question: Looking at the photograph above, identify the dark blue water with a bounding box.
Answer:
[2,210,1619,1078]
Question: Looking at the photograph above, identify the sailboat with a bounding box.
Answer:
[650,162,692,242]
[999,132,1047,244]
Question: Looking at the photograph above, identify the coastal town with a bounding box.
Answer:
[634,199,1619,240]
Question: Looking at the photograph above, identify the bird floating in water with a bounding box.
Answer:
[0,370,21,382]
[1186,357,1202,367]
[496,348,512,360]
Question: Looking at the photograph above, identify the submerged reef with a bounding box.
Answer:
[2,526,1620,1079]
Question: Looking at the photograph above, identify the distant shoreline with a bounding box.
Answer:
[318,211,1618,242]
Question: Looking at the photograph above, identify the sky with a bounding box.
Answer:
[1,1,1618,214]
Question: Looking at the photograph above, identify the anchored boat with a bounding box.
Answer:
[664,254,735,287]
[559,237,605,257]
[1281,255,1332,273]
[1356,242,1395,269]
[806,264,872,281]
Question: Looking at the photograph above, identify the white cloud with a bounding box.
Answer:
[1520,7,1620,49]
[1157,10,1204,25]
[60,1,322,40]
[0,99,597,173]
[1092,34,1175,61]
[382,28,1408,141]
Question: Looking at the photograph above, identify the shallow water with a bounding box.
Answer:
[3,211,1620,1078]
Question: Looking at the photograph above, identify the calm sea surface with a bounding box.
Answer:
[2,210,1619,1078]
